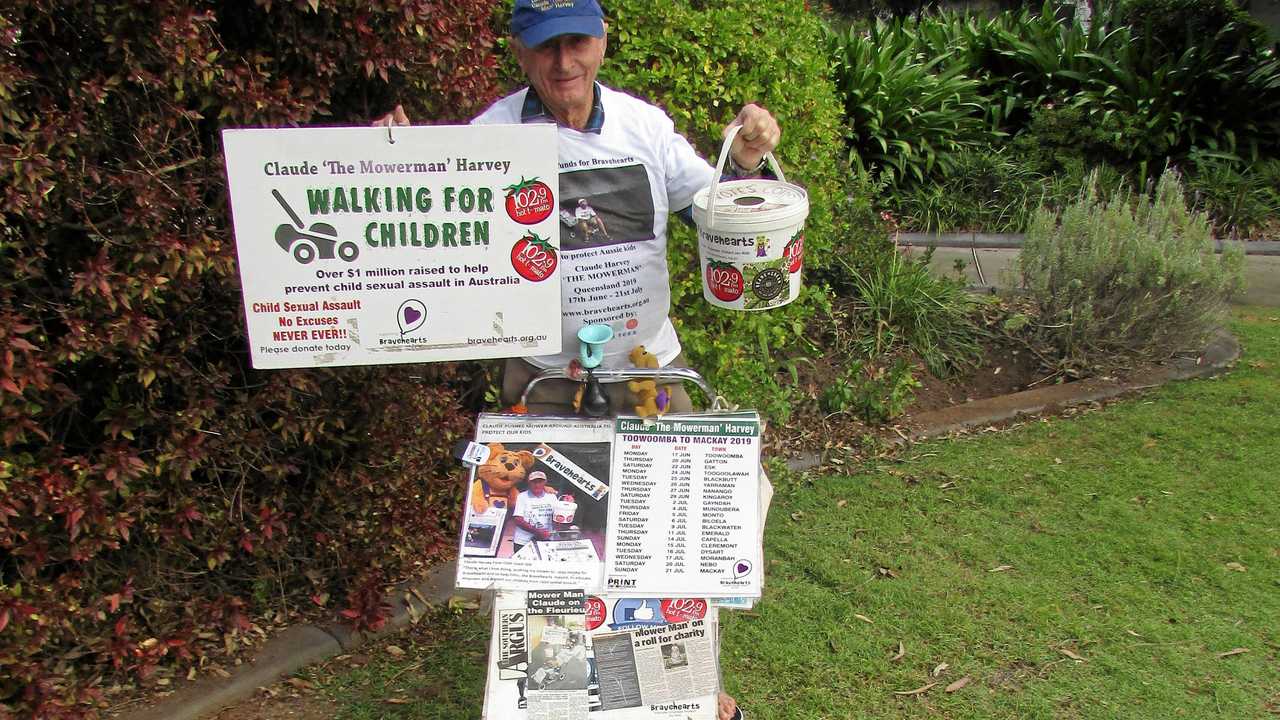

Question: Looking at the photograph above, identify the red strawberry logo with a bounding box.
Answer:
[784,232,804,274]
[660,598,707,623]
[705,260,744,302]
[503,177,554,225]
[511,232,558,282]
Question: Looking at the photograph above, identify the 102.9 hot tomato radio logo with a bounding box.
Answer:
[705,259,744,302]
[510,232,558,282]
[503,176,554,225]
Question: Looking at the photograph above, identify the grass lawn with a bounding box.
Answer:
[307,309,1279,719]
[726,308,1280,719]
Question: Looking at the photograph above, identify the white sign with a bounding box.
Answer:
[222,125,562,369]
[605,415,763,598]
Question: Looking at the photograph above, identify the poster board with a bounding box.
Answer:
[457,415,615,591]
[483,591,720,720]
[222,124,561,368]
[605,415,763,598]
[456,413,763,598]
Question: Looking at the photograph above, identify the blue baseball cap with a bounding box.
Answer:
[511,0,605,48]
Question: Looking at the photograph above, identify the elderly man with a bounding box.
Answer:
[380,0,780,419]
[381,4,772,715]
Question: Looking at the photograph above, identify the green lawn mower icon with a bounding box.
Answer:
[272,189,359,264]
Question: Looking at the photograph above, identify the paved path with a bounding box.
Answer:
[921,247,1280,307]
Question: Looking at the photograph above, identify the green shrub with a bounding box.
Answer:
[1184,154,1280,238]
[0,1,499,716]
[827,18,994,186]
[1120,0,1270,63]
[890,146,1050,232]
[1016,169,1244,373]
[1010,104,1150,176]
[819,357,921,424]
[836,248,985,377]
[836,3,1280,234]
[595,0,868,420]
[917,5,1118,133]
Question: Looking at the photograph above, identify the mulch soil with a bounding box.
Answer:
[766,302,1058,462]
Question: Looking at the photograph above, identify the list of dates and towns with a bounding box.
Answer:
[604,416,762,597]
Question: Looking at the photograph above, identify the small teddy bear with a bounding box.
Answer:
[628,378,661,417]
[471,442,535,513]
[627,346,669,417]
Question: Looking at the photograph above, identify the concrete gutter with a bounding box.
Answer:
[784,329,1239,471]
[122,331,1241,720]
[119,562,480,720]
[898,328,1240,442]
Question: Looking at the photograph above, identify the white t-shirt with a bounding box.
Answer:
[513,488,558,545]
[472,84,715,371]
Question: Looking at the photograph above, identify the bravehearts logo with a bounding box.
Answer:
[397,299,427,337]
[271,189,360,265]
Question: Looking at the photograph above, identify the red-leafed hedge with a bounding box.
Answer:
[0,1,501,716]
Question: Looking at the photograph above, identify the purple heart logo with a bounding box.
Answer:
[736,562,749,574]
[397,300,427,337]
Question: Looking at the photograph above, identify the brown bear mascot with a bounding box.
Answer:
[470,443,536,513]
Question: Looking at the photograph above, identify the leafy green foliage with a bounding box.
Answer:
[827,3,1280,231]
[827,19,993,185]
[889,147,1050,232]
[1017,169,1244,374]
[1120,0,1269,64]
[1184,154,1280,238]
[836,249,985,377]
[819,358,921,423]
[596,0,873,420]
[0,2,500,716]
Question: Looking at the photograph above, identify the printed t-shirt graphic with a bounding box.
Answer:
[558,166,653,251]
[470,84,715,371]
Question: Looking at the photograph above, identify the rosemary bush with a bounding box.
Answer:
[1017,169,1244,373]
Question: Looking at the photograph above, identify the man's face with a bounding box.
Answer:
[514,31,606,128]
[529,477,547,496]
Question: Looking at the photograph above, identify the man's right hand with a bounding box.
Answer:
[372,104,411,127]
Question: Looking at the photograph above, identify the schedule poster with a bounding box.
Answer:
[604,415,763,598]
[222,124,562,369]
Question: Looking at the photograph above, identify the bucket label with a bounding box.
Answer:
[697,226,804,311]
[705,260,745,303]
[745,259,788,309]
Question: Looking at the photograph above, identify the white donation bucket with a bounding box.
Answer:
[692,124,809,311]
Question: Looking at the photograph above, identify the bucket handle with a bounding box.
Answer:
[707,123,787,229]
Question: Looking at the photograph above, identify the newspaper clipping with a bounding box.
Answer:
[458,415,613,590]
[484,592,720,720]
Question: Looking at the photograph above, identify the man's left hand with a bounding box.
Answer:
[717,692,740,720]
[724,104,780,174]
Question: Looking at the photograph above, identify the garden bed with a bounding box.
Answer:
[767,294,1050,458]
